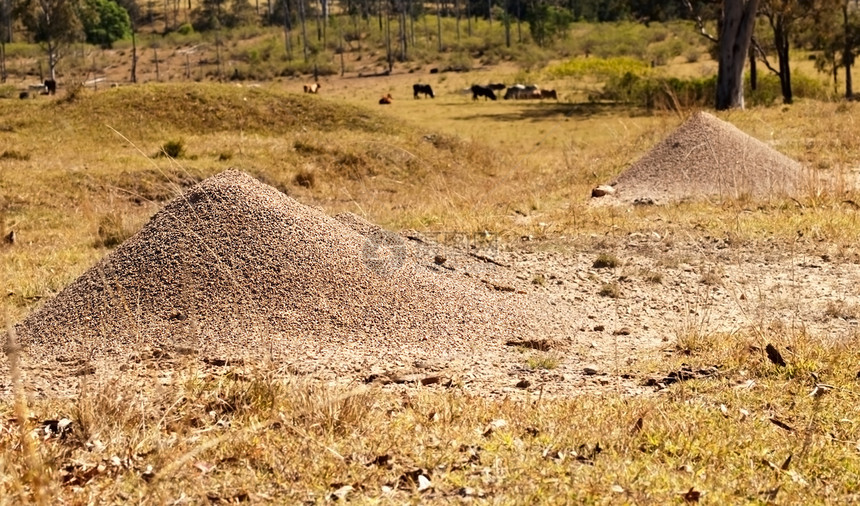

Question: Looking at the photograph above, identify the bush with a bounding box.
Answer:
[547,56,649,80]
[746,72,831,106]
[159,139,185,158]
[598,72,716,110]
[95,214,131,248]
[177,23,194,35]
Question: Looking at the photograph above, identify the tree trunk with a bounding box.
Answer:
[748,41,756,90]
[504,12,510,47]
[716,0,759,110]
[774,17,792,104]
[283,0,293,61]
[0,41,6,83]
[385,8,392,71]
[48,41,57,81]
[299,0,309,61]
[844,3,854,98]
[455,0,460,42]
[466,0,471,36]
[3,0,11,44]
[516,0,521,43]
[131,25,137,83]
[400,4,407,60]
[436,0,442,51]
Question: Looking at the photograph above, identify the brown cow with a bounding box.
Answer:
[379,93,393,105]
[540,89,558,100]
[303,83,321,94]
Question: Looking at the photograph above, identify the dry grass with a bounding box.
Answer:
[3,328,860,503]
[3,77,860,502]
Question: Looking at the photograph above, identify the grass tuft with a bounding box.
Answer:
[593,253,621,269]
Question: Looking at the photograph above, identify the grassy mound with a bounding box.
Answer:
[49,83,397,136]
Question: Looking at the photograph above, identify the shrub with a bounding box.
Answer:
[159,139,185,158]
[293,170,316,188]
[593,253,620,269]
[546,56,648,80]
[597,72,717,110]
[95,214,131,248]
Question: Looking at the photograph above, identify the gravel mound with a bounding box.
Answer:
[17,170,538,365]
[607,111,805,204]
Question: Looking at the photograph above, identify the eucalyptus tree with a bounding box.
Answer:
[16,0,84,81]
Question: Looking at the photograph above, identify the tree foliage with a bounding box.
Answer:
[78,0,131,47]
[527,2,573,47]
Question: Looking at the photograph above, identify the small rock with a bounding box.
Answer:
[583,365,600,376]
[434,255,447,265]
[591,185,616,198]
[613,327,631,336]
[593,325,605,332]
[515,379,531,389]
[4,230,14,245]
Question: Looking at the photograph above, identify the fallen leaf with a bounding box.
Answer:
[328,485,353,501]
[417,474,433,492]
[769,417,794,432]
[682,487,701,502]
[809,384,833,398]
[736,379,756,390]
[765,344,787,367]
[141,465,155,482]
[194,461,215,474]
[739,409,750,420]
[482,419,508,437]
[610,484,625,494]
[781,454,792,471]
[720,404,728,417]
[787,470,808,485]
[367,454,392,468]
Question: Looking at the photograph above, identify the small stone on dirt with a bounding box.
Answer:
[583,365,600,376]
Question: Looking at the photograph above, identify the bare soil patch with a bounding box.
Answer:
[5,171,860,401]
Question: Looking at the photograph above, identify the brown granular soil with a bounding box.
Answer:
[606,111,806,204]
[15,170,544,371]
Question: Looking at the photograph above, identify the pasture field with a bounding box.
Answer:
[3,65,860,503]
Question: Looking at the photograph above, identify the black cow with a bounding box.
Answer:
[44,79,57,95]
[471,84,497,101]
[413,83,434,99]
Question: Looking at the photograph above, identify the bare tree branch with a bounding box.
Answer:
[683,0,719,43]
[751,35,781,76]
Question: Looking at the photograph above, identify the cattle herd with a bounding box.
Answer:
[300,80,558,105]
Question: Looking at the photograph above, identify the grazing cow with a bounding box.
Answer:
[413,83,434,99]
[379,93,393,105]
[470,84,497,101]
[429,68,439,74]
[44,79,57,95]
[504,84,542,99]
[540,89,558,100]
[18,91,29,100]
[303,82,321,94]
[503,84,526,100]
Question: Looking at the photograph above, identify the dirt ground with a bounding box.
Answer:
[8,227,860,400]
